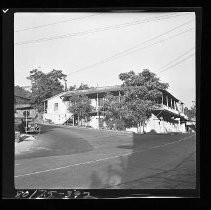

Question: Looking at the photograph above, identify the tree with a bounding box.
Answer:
[116,69,169,133]
[102,93,126,130]
[27,69,67,112]
[184,102,196,120]
[67,94,93,126]
[68,85,76,91]
[14,85,31,104]
[77,83,90,90]
[14,85,31,98]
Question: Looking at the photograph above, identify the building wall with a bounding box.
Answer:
[15,109,36,118]
[126,113,186,133]
[43,90,187,132]
[43,95,72,124]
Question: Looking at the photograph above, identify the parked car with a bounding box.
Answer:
[25,121,41,134]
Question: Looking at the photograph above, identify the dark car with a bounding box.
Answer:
[25,121,41,134]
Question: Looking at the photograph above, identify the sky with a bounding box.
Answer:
[14,12,196,108]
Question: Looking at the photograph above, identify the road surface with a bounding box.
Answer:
[15,124,196,189]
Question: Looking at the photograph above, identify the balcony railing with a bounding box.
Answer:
[156,104,188,119]
[162,104,180,115]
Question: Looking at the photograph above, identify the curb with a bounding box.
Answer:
[40,123,134,135]
[39,123,189,136]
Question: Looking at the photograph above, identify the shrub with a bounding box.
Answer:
[149,129,157,133]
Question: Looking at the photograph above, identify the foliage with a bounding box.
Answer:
[184,102,196,120]
[67,94,93,124]
[77,83,90,90]
[69,85,76,91]
[27,69,66,112]
[102,69,169,132]
[102,93,126,130]
[119,69,169,132]
[14,85,31,98]
[14,86,31,104]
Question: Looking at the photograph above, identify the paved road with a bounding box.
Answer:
[15,124,196,189]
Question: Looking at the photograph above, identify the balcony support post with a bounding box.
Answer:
[166,95,168,107]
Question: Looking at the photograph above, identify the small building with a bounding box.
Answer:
[42,85,189,133]
[15,104,37,119]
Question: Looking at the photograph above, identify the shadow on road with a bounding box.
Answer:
[38,124,59,134]
[16,124,95,160]
[89,133,196,189]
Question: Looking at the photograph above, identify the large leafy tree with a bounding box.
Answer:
[67,94,93,125]
[103,69,169,132]
[102,93,126,130]
[119,69,169,132]
[27,69,66,112]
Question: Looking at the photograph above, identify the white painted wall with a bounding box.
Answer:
[43,93,187,132]
[43,94,72,124]
[90,98,97,108]
[126,113,186,133]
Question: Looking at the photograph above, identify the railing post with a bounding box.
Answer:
[161,94,163,105]
[166,95,168,107]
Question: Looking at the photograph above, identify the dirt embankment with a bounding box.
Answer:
[15,134,38,155]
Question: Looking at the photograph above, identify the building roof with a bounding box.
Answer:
[43,85,182,104]
[15,104,32,109]
[61,85,121,98]
[42,91,66,102]
[161,89,180,103]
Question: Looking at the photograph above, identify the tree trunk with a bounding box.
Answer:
[143,121,145,133]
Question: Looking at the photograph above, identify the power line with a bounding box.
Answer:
[157,47,195,71]
[64,22,194,76]
[158,53,195,74]
[14,13,102,32]
[66,27,194,76]
[14,13,190,45]
[103,28,194,64]
[15,12,192,46]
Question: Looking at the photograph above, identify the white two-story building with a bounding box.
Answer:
[42,85,188,133]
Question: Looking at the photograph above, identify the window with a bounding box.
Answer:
[54,103,58,112]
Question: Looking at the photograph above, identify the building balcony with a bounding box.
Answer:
[156,104,188,120]
[162,104,180,115]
